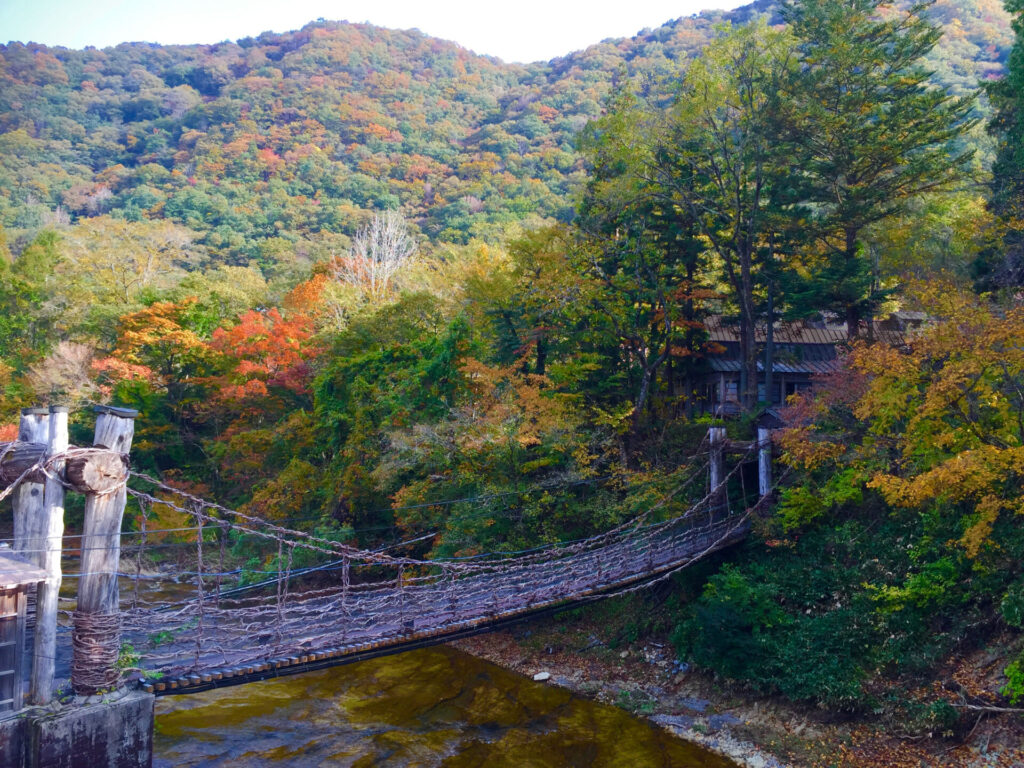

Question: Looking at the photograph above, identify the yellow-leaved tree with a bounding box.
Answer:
[778,282,1024,701]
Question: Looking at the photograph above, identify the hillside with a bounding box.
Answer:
[0,0,1013,268]
[2,4,1023,762]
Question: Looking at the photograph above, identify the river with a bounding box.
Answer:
[154,645,737,767]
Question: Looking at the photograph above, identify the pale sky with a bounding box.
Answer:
[0,0,747,63]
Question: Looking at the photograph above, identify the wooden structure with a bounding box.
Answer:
[707,425,774,509]
[709,426,727,508]
[1,405,769,720]
[693,314,916,417]
[102,427,767,698]
[0,550,46,714]
[0,442,130,495]
[0,405,137,706]
[73,406,137,695]
[758,427,772,498]
[0,406,151,768]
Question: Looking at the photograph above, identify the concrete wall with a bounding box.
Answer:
[1,712,28,768]
[1,691,153,768]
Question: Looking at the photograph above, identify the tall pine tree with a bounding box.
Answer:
[577,83,711,434]
[655,19,798,408]
[781,0,976,333]
[982,0,1024,290]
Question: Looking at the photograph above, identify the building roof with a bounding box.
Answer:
[704,316,907,347]
[0,549,47,589]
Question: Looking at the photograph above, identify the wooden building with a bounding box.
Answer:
[693,313,921,417]
[0,548,46,714]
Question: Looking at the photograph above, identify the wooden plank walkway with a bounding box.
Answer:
[106,512,750,696]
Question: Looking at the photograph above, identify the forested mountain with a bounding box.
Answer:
[0,0,1012,267]
[3,3,1024,756]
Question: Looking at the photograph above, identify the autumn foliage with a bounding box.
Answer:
[211,308,317,410]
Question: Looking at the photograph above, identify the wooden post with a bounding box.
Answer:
[29,406,67,705]
[709,427,727,511]
[2,443,126,494]
[12,408,48,558]
[758,428,772,500]
[72,406,136,696]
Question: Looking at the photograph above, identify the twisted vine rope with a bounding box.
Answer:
[71,611,123,694]
[99,444,762,684]
[10,435,766,692]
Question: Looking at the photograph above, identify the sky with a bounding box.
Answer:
[0,0,747,63]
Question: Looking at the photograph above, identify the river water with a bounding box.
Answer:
[154,645,736,767]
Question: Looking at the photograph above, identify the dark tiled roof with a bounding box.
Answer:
[704,316,907,347]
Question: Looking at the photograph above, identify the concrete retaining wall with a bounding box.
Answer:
[0,690,153,768]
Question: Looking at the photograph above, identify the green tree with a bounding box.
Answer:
[781,0,977,333]
[577,82,713,430]
[981,0,1024,289]
[469,226,580,379]
[0,230,61,360]
[655,20,798,408]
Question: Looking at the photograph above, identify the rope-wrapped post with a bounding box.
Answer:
[340,556,350,642]
[757,427,773,500]
[31,406,68,704]
[708,427,727,514]
[72,405,136,696]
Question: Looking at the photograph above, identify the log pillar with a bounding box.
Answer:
[758,427,773,500]
[709,427,727,511]
[30,406,67,705]
[12,408,48,558]
[72,406,136,696]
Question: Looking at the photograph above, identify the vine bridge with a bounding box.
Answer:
[1,407,769,704]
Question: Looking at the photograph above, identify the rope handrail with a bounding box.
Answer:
[17,432,772,697]
[123,443,747,572]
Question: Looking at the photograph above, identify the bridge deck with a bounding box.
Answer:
[107,513,749,696]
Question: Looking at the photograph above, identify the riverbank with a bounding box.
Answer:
[451,613,1024,768]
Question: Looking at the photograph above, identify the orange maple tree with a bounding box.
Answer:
[210,307,318,421]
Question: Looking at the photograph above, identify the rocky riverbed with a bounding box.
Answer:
[451,618,1024,768]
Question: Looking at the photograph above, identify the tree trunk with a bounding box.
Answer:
[765,281,774,406]
[739,246,758,410]
[739,313,758,411]
[845,228,861,339]
[846,302,861,341]
[633,368,654,434]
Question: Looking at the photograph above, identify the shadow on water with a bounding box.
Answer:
[154,645,737,767]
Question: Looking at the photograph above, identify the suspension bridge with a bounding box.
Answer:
[0,406,771,766]
[121,472,753,696]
